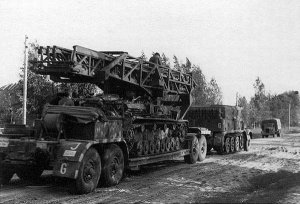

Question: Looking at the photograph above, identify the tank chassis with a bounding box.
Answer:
[0,45,207,194]
[185,105,251,154]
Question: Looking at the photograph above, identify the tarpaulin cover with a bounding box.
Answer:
[44,105,107,124]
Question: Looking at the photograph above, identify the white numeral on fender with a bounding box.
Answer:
[60,163,67,174]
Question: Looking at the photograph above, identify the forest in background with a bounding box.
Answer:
[0,43,299,127]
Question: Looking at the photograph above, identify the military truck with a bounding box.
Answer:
[261,118,281,138]
[0,45,207,194]
[185,105,251,154]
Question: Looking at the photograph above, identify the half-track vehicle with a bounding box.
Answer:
[0,45,207,194]
[185,105,251,154]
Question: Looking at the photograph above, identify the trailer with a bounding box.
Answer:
[0,45,207,194]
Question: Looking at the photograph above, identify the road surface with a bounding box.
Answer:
[0,132,299,203]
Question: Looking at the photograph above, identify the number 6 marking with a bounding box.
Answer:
[60,163,67,174]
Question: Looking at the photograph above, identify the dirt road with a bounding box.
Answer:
[1,133,299,204]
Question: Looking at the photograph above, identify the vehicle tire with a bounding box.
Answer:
[143,140,149,155]
[262,135,264,138]
[16,166,43,181]
[149,140,155,154]
[75,148,101,194]
[101,144,124,187]
[277,133,281,137]
[170,137,175,151]
[198,135,207,162]
[234,136,240,152]
[0,168,14,185]
[224,137,230,153]
[273,134,275,138]
[244,136,250,151]
[184,136,199,164]
[230,137,235,152]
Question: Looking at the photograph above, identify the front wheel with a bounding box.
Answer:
[198,135,207,162]
[76,148,101,194]
[101,144,124,187]
[184,136,199,164]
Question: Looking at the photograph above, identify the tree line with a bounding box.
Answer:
[238,77,299,128]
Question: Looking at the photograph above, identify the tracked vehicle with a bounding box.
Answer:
[185,105,251,154]
[0,45,207,194]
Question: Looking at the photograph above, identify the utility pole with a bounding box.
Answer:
[288,103,291,130]
[23,35,28,125]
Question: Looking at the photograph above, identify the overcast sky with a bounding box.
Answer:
[0,0,299,105]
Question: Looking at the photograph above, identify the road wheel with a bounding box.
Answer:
[198,135,207,162]
[230,137,235,152]
[154,140,160,153]
[225,137,230,153]
[0,168,14,185]
[165,137,171,152]
[160,139,166,153]
[262,135,264,138]
[184,136,199,164]
[16,166,43,181]
[273,134,275,138]
[102,144,124,187]
[244,136,250,151]
[175,137,180,150]
[240,136,244,149]
[136,141,143,156]
[234,136,240,151]
[170,137,175,151]
[277,133,281,137]
[76,148,101,194]
[143,141,149,155]
[149,140,155,154]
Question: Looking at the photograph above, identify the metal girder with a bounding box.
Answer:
[30,45,196,98]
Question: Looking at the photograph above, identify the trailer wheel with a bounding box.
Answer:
[102,144,124,187]
[184,136,199,164]
[170,137,175,151]
[234,136,240,151]
[0,168,14,185]
[198,135,207,162]
[225,137,230,153]
[75,148,101,194]
[16,166,43,181]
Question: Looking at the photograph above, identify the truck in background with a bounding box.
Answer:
[261,118,281,138]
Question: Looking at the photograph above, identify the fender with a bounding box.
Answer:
[53,140,95,179]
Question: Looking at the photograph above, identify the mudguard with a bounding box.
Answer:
[53,141,95,179]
